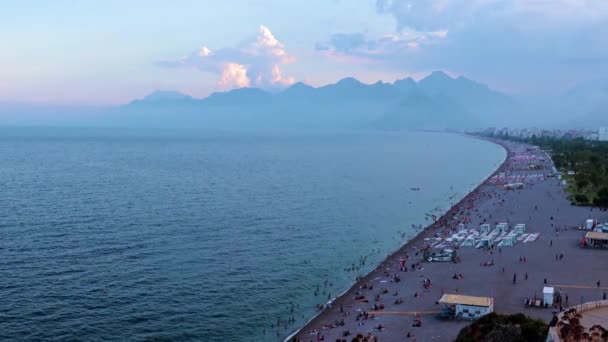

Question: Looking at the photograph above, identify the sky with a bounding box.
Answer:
[1,0,608,105]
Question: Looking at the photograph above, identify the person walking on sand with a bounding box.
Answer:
[513,273,517,284]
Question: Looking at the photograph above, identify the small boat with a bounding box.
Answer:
[410,187,421,191]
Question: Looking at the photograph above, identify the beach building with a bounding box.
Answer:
[460,235,476,247]
[543,287,555,306]
[496,223,509,233]
[583,231,608,248]
[513,224,526,234]
[438,294,494,320]
[498,235,517,247]
[600,127,608,141]
[480,224,490,234]
[476,236,494,249]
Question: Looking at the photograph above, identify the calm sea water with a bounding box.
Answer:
[0,129,505,341]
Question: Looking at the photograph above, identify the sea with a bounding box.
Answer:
[0,128,506,341]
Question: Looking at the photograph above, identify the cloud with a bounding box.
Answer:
[317,0,608,92]
[159,25,295,90]
[376,0,479,31]
[219,63,250,89]
[315,30,447,65]
[376,0,608,32]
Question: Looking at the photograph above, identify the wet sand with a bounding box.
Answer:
[290,138,608,342]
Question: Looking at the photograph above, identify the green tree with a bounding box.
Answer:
[455,313,548,342]
[575,194,589,204]
[575,177,589,190]
[594,187,608,208]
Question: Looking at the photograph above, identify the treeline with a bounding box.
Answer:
[495,134,608,207]
[455,313,548,342]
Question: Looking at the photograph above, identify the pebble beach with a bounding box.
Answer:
[290,137,608,342]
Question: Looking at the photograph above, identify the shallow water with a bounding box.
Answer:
[0,129,505,341]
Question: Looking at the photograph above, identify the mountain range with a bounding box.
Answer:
[106,71,521,130]
[2,71,607,130]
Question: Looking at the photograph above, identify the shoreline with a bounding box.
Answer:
[291,135,608,342]
[286,135,510,341]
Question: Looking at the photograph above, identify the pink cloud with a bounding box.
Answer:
[158,25,295,90]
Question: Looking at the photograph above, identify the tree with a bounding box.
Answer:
[455,313,548,342]
[575,194,589,204]
[589,170,602,187]
[575,178,589,190]
[594,187,608,208]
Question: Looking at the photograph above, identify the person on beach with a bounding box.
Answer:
[513,273,517,284]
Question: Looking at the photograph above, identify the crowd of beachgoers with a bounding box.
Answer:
[286,138,608,342]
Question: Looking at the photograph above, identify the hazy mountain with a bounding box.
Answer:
[417,71,519,127]
[561,79,608,127]
[2,71,538,130]
[204,88,272,106]
[393,77,417,93]
[275,82,316,102]
[5,70,608,130]
[373,90,480,130]
[135,90,194,102]
[109,72,512,130]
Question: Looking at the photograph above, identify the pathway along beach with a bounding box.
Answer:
[289,138,608,342]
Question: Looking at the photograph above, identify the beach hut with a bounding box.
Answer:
[496,223,509,233]
[513,224,526,234]
[460,236,476,247]
[498,235,517,247]
[438,294,494,321]
[458,223,466,232]
[543,287,554,306]
[476,236,494,249]
[584,231,608,248]
[480,224,490,234]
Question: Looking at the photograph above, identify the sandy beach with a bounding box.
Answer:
[290,137,608,342]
